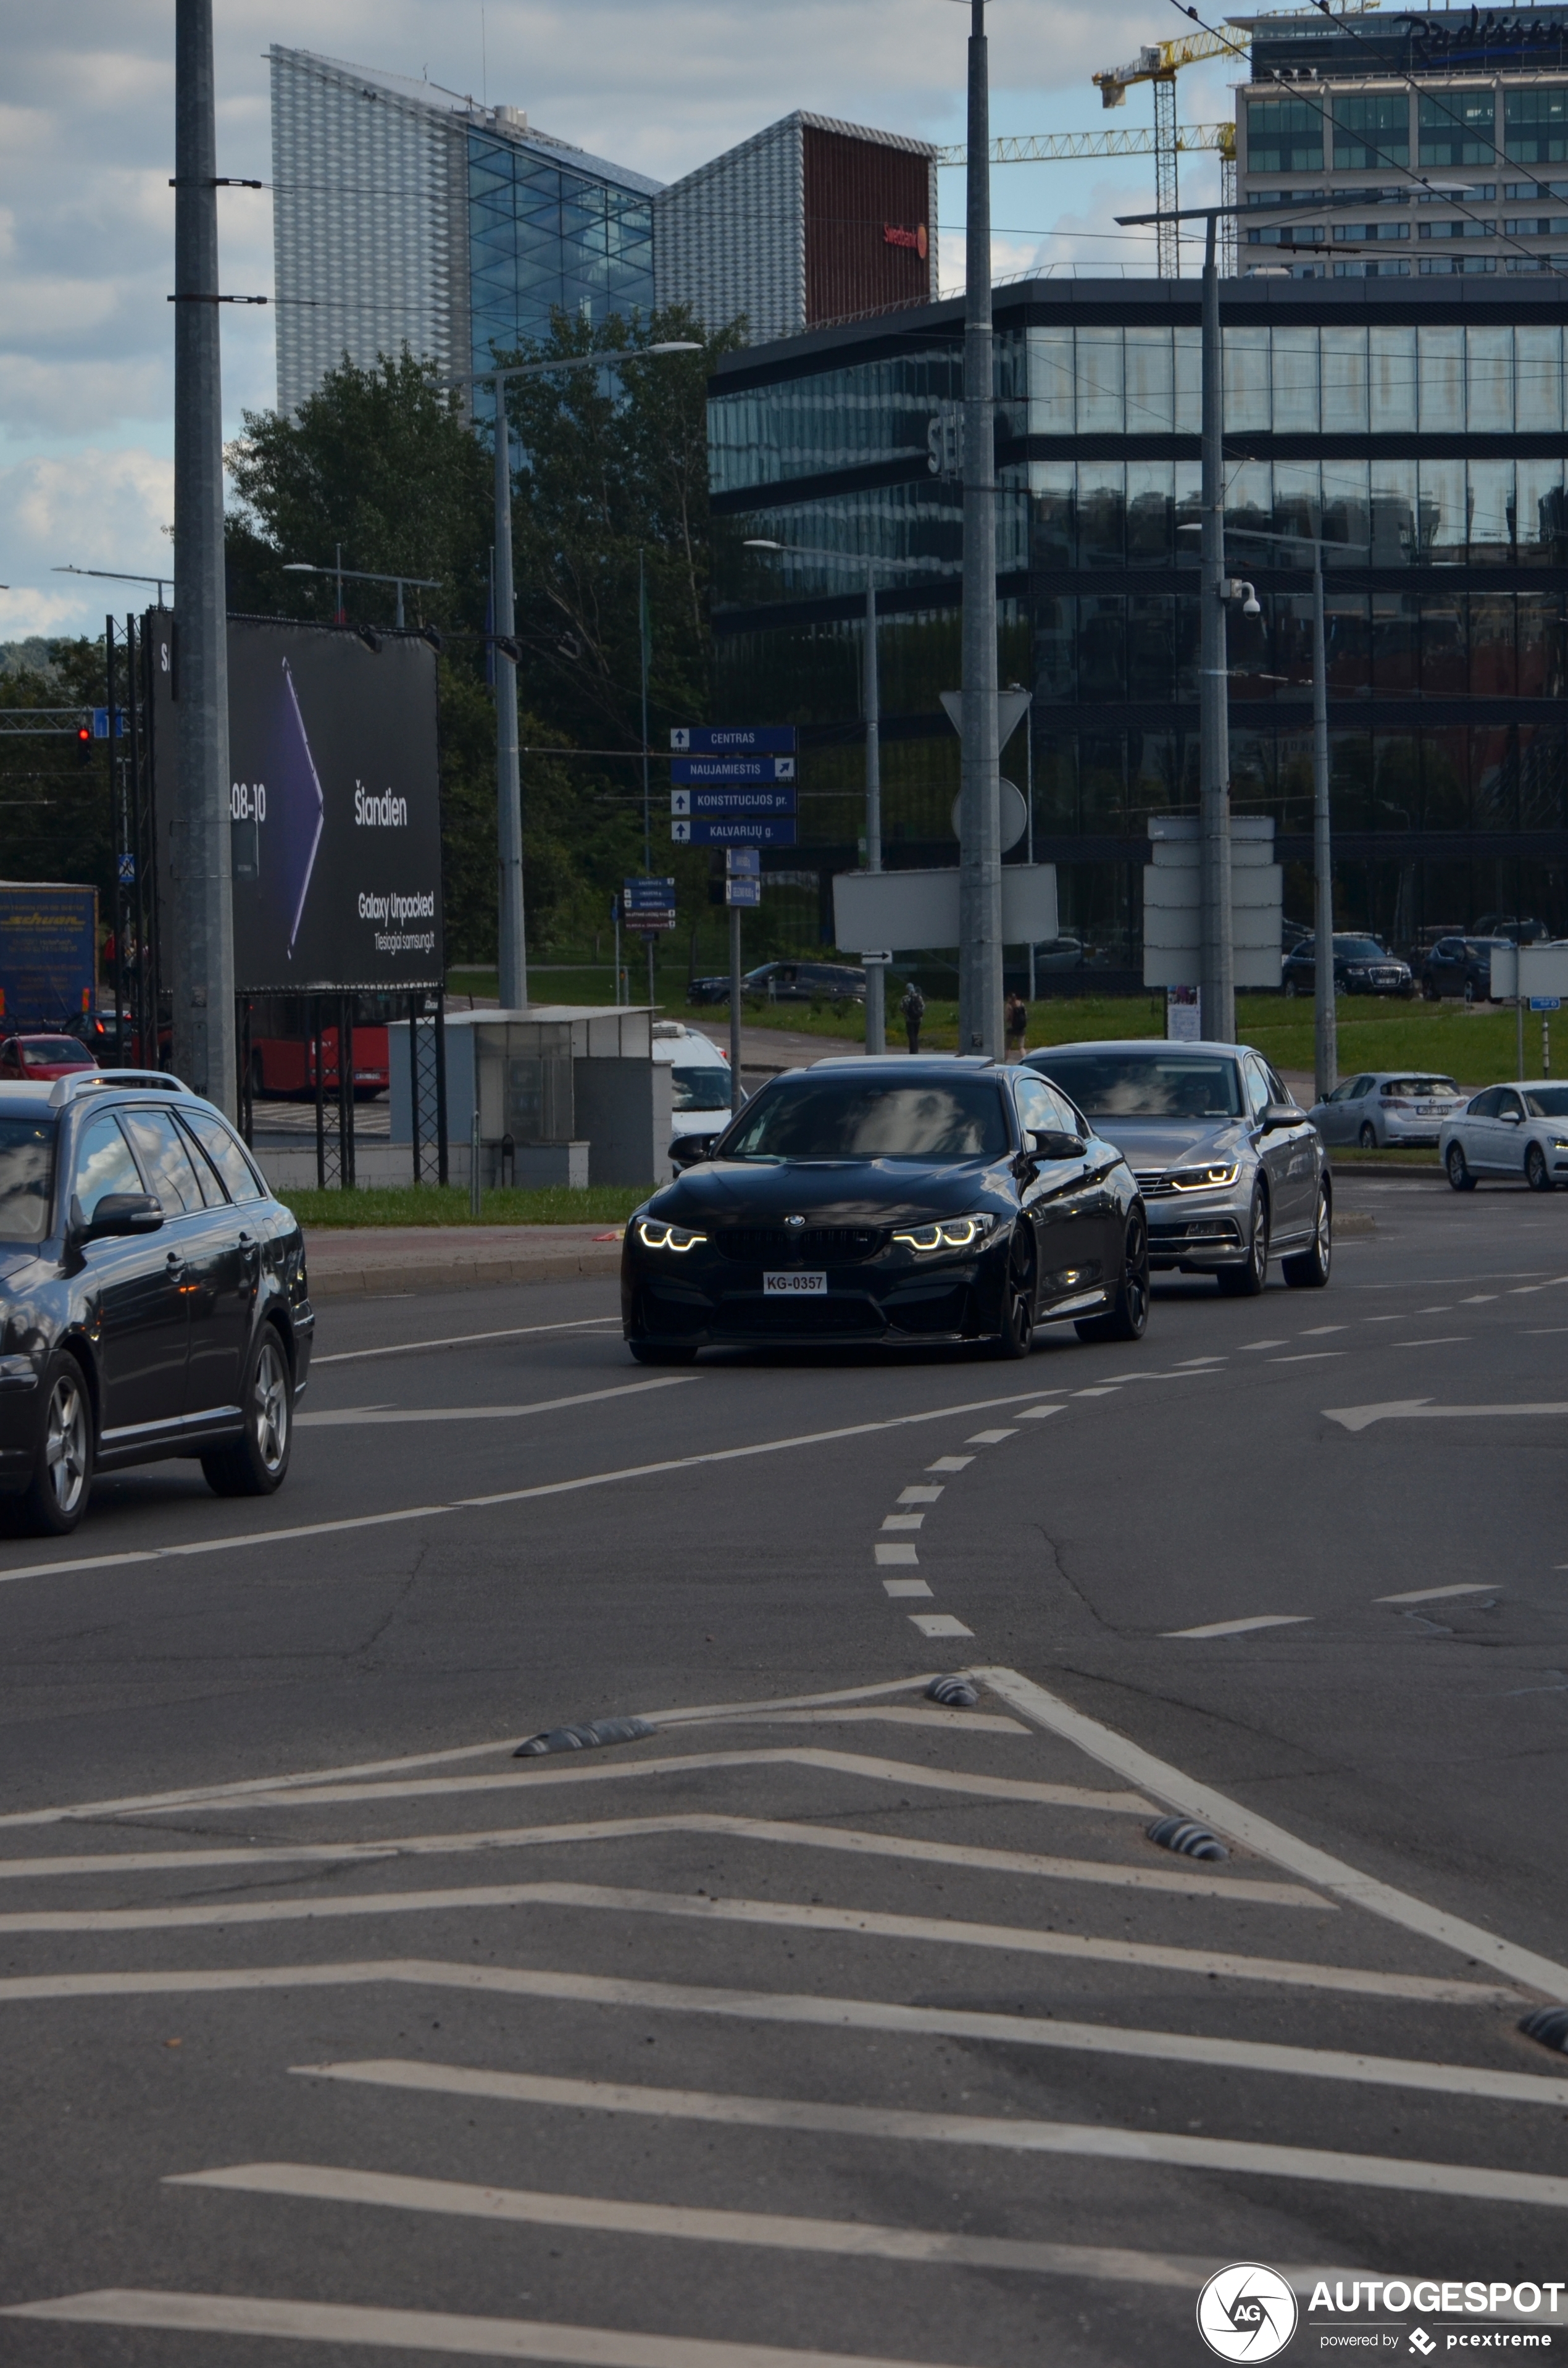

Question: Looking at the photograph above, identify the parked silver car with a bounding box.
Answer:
[1309,1071,1466,1150]
[1440,1082,1568,1192]
[1024,1039,1331,1293]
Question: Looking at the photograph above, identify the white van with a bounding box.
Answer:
[651,1021,743,1152]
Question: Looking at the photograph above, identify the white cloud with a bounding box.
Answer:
[0,446,173,638]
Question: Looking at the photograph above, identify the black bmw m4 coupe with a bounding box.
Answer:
[620,1056,1149,1362]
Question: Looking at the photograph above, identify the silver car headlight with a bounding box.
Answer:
[636,1219,708,1252]
[892,1213,995,1252]
[1169,1163,1241,1193]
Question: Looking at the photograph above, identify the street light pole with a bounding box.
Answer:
[1310,537,1337,1102]
[959,0,1003,1059]
[864,562,884,1055]
[1198,213,1234,1048]
[171,0,237,1116]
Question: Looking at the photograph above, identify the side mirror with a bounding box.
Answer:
[1500,1109,1523,1124]
[1028,1128,1086,1162]
[1259,1102,1299,1131]
[81,1192,164,1239]
[669,1137,711,1173]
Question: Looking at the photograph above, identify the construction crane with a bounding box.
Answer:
[1094,28,1249,275]
[934,122,1236,275]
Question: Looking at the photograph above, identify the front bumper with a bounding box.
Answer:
[1146,1207,1247,1270]
[622,1232,1013,1347]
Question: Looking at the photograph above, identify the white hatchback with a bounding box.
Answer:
[1440,1082,1568,1192]
[1309,1070,1466,1150]
[651,1021,743,1155]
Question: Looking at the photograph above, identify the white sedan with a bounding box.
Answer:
[1309,1071,1466,1150]
[1440,1082,1568,1192]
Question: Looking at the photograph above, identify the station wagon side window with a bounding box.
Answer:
[183,1110,266,1203]
[71,1114,142,1225]
[121,1108,207,1217]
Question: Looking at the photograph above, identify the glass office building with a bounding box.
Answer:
[710,277,1568,971]
[466,124,657,379]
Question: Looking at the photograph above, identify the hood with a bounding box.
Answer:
[648,1155,1012,1228]
[1080,1116,1249,1173]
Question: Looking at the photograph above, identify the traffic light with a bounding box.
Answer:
[75,724,93,766]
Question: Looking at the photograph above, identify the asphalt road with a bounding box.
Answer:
[1,1171,1566,2367]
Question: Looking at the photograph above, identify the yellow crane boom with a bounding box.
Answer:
[935,123,1234,167]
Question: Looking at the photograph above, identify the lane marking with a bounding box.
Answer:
[1238,1339,1287,1350]
[1299,1326,1348,1336]
[964,1428,1017,1443]
[4,1877,1498,1999]
[19,1807,1306,1900]
[897,1486,942,1503]
[286,2066,1568,2209]
[1270,1352,1345,1364]
[114,1747,1157,1821]
[978,1663,1568,2002]
[1325,1400,1568,1433]
[1,1955,1556,2106]
[313,1317,621,1367]
[874,1544,918,1567]
[1016,1402,1065,1418]
[0,1383,1083,1592]
[1459,1295,1499,1305]
[1072,1387,1120,1398]
[879,1514,923,1531]
[1389,1336,1467,1349]
[298,1378,697,1429]
[1164,1615,1311,1640]
[1377,1584,1498,1606]
[909,1613,972,1639]
[882,1580,931,1600]
[1,2291,947,2367]
[163,2167,1353,2297]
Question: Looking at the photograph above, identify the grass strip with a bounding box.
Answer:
[280,1185,644,1231]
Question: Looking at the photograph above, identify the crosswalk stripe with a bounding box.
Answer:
[109,1747,1154,1821]
[978,1665,1568,2002]
[291,2065,1568,2209]
[0,1954,1555,2101]
[0,2290,964,2366]
[0,1876,1482,1998]
[0,1812,1331,1907]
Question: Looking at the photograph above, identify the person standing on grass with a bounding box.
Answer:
[901,979,925,1055]
[1006,990,1028,1059]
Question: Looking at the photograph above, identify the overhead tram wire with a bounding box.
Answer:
[1169,0,1568,275]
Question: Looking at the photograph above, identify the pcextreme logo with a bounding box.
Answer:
[1198,2264,1300,2361]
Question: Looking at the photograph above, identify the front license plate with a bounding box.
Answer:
[763,1271,827,1296]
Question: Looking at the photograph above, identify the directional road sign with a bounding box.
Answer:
[672,818,796,847]
[1530,996,1562,1012]
[671,756,795,785]
[725,877,762,907]
[725,847,761,876]
[671,726,796,755]
[623,876,676,911]
[672,787,795,818]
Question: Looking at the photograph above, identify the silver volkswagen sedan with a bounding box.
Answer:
[1024,1039,1330,1294]
[1309,1071,1466,1150]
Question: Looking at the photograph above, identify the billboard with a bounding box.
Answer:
[0,884,97,1027]
[225,620,443,991]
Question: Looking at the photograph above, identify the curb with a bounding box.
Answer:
[306,1243,623,1300]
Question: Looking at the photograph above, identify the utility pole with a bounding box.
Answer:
[864,563,884,1056]
[1310,537,1337,1103]
[959,0,1003,1060]
[640,548,655,1010]
[172,0,237,1115]
[1198,213,1234,1047]
[491,374,525,1010]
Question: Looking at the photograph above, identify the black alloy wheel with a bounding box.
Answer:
[628,1341,699,1365]
[202,1323,294,1497]
[1217,1184,1270,1297]
[1446,1141,1476,1192]
[991,1229,1036,1360]
[1526,1140,1553,1193]
[1357,1121,1378,1150]
[1283,1183,1333,1289]
[10,1351,93,1537]
[1076,1210,1150,1343]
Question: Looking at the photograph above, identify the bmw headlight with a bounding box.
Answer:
[636,1219,708,1252]
[891,1213,994,1252]
[1170,1163,1241,1193]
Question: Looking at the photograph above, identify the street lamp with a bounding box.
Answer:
[444,340,700,1011]
[743,538,934,1054]
[281,556,441,630]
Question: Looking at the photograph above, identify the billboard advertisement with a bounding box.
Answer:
[223,619,443,992]
[0,884,98,1027]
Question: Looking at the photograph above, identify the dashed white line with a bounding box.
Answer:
[1164,1615,1312,1640]
[1459,1295,1498,1305]
[926,1456,972,1473]
[965,1428,1017,1444]
[1299,1326,1348,1337]
[1269,1353,1345,1364]
[874,1543,919,1567]
[882,1579,931,1600]
[1377,1584,1496,1606]
[897,1487,943,1504]
[1390,1337,1467,1349]
[908,1613,973,1639]
[1073,1387,1120,1398]
[298,1378,697,1430]
[1015,1403,1065,1420]
[313,1316,622,1367]
[1238,1340,1287,1351]
[879,1514,924,1532]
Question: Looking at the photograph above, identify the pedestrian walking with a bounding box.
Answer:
[900,979,925,1055]
[1006,990,1028,1058]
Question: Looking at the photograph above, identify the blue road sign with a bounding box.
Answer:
[671,726,795,755]
[671,787,795,818]
[725,877,762,907]
[1529,995,1562,1011]
[672,818,796,847]
[725,846,761,875]
[622,876,676,910]
[117,853,136,885]
[671,756,794,785]
[91,709,126,739]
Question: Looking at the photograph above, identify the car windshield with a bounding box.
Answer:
[671,1063,732,1111]
[20,1041,85,1066]
[1335,938,1388,961]
[0,1115,56,1242]
[1032,1053,1243,1121]
[721,1076,1010,1161]
[1524,1087,1568,1118]
[1384,1077,1459,1097]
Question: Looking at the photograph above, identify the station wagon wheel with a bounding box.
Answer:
[201,1323,293,1498]
[13,1352,94,1537]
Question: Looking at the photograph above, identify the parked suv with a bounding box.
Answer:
[1419,936,1510,1002]
[1280,935,1413,998]
[0,1069,312,1535]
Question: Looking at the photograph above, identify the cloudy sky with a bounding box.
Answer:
[0,0,1233,641]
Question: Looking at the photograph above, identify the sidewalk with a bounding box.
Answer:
[304,1223,623,1300]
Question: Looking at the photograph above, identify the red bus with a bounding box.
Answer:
[243,992,401,1100]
